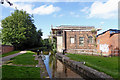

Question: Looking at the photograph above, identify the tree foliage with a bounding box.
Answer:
[1,9,43,50]
[43,38,52,51]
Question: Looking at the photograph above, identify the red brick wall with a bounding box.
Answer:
[109,33,120,56]
[97,31,110,56]
[66,31,95,50]
[1,45,14,54]
[97,31,120,56]
[65,31,97,54]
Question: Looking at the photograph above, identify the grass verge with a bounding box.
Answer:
[67,53,118,78]
[2,65,40,78]
[10,51,38,65]
[2,51,20,57]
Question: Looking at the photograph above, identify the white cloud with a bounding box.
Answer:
[70,12,75,15]
[2,2,61,15]
[81,0,119,19]
[100,22,104,24]
[88,0,119,19]
[9,0,107,3]
[70,12,80,18]
[59,14,63,17]
[80,7,89,14]
[53,14,63,17]
[33,5,60,15]
[12,3,34,14]
[9,0,108,2]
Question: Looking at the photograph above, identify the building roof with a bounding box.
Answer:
[52,25,95,30]
[97,29,120,37]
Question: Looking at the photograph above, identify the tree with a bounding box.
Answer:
[43,38,52,51]
[34,29,43,47]
[91,29,97,45]
[1,9,39,50]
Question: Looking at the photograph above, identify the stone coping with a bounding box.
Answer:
[56,53,113,80]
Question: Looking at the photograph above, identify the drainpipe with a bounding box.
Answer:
[75,35,77,54]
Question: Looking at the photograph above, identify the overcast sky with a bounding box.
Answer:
[0,0,118,39]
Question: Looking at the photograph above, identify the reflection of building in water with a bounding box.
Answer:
[55,60,81,78]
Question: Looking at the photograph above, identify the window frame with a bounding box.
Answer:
[79,37,84,46]
[70,37,75,44]
[88,36,93,44]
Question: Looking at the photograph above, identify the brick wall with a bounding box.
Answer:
[97,31,120,56]
[109,33,120,56]
[97,31,110,56]
[65,31,96,54]
[0,45,14,54]
[66,31,95,49]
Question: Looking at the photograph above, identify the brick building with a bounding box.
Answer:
[97,29,120,56]
[51,25,100,54]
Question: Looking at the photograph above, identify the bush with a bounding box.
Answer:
[28,47,51,52]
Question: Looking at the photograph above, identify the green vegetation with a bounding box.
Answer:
[2,51,41,78]
[1,9,43,50]
[2,51,20,57]
[28,38,56,52]
[42,38,53,51]
[1,9,53,51]
[67,53,118,78]
[10,51,38,65]
[2,65,40,78]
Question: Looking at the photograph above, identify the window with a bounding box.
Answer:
[88,36,93,44]
[97,39,100,44]
[70,37,74,44]
[79,37,84,46]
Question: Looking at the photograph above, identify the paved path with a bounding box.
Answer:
[1,51,26,64]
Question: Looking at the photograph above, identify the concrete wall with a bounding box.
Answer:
[0,45,14,54]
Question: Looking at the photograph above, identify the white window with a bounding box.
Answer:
[70,37,74,44]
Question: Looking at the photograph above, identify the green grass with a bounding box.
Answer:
[67,53,118,78]
[2,65,40,78]
[10,51,38,65]
[2,51,20,57]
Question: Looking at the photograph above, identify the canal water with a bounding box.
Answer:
[43,54,82,78]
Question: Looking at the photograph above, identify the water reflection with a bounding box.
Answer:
[44,54,82,78]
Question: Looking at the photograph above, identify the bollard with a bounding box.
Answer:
[63,49,65,55]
